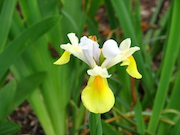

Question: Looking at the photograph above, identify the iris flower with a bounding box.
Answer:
[54,33,141,114]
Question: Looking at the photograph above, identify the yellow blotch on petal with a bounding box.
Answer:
[121,55,142,79]
[81,75,115,114]
[53,51,71,65]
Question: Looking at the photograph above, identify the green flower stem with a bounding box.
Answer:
[89,112,102,135]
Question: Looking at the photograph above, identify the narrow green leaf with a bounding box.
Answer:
[134,100,145,135]
[0,80,16,123]
[29,90,56,135]
[158,71,180,134]
[0,0,17,53]
[0,15,60,79]
[9,71,47,113]
[101,121,119,135]
[0,121,20,135]
[171,117,180,135]
[148,0,180,133]
[110,0,154,102]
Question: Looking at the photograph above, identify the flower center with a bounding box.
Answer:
[88,36,97,42]
[94,75,104,93]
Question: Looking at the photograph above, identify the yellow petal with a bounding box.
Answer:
[81,76,115,114]
[53,51,71,65]
[121,55,142,79]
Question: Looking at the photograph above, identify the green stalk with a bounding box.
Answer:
[148,0,180,133]
[89,112,102,135]
[28,90,56,135]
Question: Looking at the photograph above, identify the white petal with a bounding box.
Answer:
[79,36,95,67]
[101,58,111,68]
[61,44,80,54]
[101,68,111,78]
[67,33,79,46]
[61,44,88,64]
[82,50,96,67]
[102,39,121,59]
[122,46,140,59]
[106,54,124,69]
[79,36,93,52]
[87,66,111,78]
[93,42,101,63]
[119,38,131,52]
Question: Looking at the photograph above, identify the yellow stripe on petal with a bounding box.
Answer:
[81,76,115,114]
[121,55,142,79]
[53,51,71,65]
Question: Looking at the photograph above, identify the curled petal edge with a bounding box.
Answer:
[121,55,142,79]
[53,51,71,65]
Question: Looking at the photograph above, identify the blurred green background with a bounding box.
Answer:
[0,0,180,135]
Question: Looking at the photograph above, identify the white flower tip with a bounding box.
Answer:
[67,33,75,37]
[67,33,78,46]
[122,38,131,45]
[134,46,140,51]
[125,38,131,43]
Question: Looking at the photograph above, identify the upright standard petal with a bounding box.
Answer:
[102,39,121,59]
[67,33,79,46]
[121,55,142,79]
[79,36,100,67]
[81,76,115,113]
[119,38,131,52]
[53,51,71,65]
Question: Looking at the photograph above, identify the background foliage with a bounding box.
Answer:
[0,0,180,135]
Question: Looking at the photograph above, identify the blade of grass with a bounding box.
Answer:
[0,15,60,79]
[110,0,154,102]
[19,1,68,135]
[134,100,145,135]
[148,0,180,133]
[0,0,17,53]
[0,121,20,135]
[157,70,180,134]
[10,71,47,112]
[28,90,56,135]
[11,59,56,135]
[101,120,119,135]
[170,116,180,135]
[0,80,16,123]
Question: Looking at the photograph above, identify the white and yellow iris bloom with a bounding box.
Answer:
[54,33,142,114]
[101,38,142,79]
[81,66,114,114]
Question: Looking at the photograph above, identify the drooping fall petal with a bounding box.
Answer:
[121,55,142,79]
[81,75,115,114]
[53,51,71,65]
